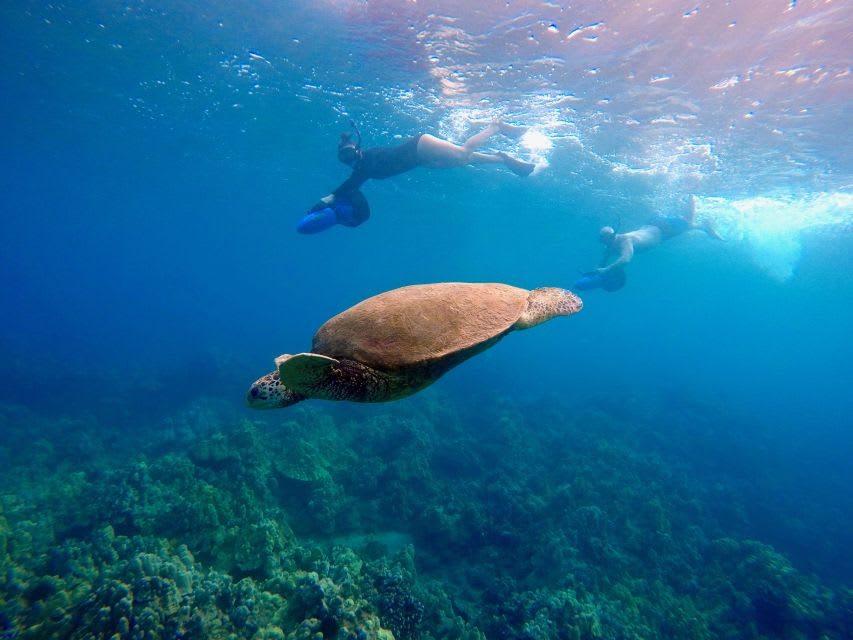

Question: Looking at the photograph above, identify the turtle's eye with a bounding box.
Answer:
[250,387,260,398]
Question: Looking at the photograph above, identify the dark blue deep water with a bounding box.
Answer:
[1,2,852,638]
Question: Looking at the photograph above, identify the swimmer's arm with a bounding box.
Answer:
[332,171,368,198]
[599,240,633,272]
[311,178,362,212]
[310,168,369,212]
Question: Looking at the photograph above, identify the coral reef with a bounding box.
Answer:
[374,573,424,640]
[0,392,851,638]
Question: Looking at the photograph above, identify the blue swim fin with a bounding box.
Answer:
[573,268,626,292]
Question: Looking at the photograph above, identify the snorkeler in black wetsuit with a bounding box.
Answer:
[331,133,424,197]
[297,120,536,233]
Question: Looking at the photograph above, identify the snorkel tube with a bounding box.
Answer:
[347,117,362,147]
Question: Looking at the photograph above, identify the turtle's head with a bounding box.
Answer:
[515,287,583,330]
[599,226,616,245]
[246,371,304,409]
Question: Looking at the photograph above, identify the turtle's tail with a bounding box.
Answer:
[247,371,305,409]
[515,287,583,329]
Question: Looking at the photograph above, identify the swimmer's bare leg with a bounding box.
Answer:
[416,133,535,176]
[469,152,504,165]
[496,121,529,138]
[703,221,724,240]
[686,195,723,240]
[495,151,536,177]
[685,194,698,225]
[461,123,502,153]
[468,119,529,139]
[417,130,515,166]
[416,134,473,167]
[471,152,535,176]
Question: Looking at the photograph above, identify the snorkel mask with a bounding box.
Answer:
[337,119,363,167]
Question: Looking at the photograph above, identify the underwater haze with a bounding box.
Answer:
[2,1,852,638]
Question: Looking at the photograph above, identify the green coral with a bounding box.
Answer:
[0,393,851,639]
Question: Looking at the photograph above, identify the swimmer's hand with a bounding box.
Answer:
[309,194,336,213]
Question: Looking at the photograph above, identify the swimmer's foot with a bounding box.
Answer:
[497,121,528,138]
[685,194,698,224]
[704,220,724,240]
[498,152,536,177]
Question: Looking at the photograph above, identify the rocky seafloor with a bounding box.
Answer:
[1,390,851,639]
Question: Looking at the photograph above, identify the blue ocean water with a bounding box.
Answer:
[2,1,852,636]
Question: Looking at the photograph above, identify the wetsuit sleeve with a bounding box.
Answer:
[332,172,368,198]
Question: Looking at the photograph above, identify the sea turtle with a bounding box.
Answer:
[247,282,582,408]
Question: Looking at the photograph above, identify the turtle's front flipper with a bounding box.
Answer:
[277,353,401,402]
[276,353,338,386]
